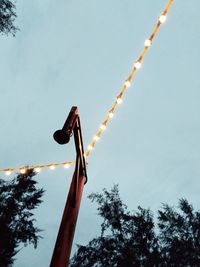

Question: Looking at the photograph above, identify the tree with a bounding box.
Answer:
[70,185,200,267]
[158,199,200,266]
[0,169,44,267]
[0,0,18,36]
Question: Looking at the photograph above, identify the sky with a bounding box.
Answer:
[1,0,200,266]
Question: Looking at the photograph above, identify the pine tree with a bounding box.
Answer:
[0,169,44,267]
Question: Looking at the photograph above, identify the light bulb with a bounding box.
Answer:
[87,145,93,151]
[20,169,26,174]
[117,97,123,104]
[108,112,114,118]
[159,14,167,23]
[94,135,100,141]
[64,163,70,169]
[5,170,11,176]
[134,61,142,69]
[34,167,41,173]
[49,165,55,170]
[125,80,131,88]
[144,39,152,47]
[100,124,106,130]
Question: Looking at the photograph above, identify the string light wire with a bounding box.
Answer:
[0,0,173,176]
[85,0,173,157]
[1,162,74,175]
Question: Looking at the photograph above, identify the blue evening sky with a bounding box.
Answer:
[0,1,200,266]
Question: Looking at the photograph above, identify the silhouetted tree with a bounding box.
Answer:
[158,199,200,266]
[70,185,200,267]
[0,169,44,267]
[0,0,18,36]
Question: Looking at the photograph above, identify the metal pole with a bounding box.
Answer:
[50,174,86,267]
[50,107,87,267]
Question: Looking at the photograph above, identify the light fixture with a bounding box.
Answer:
[34,167,41,173]
[5,170,11,176]
[20,169,26,174]
[124,80,131,88]
[117,97,123,104]
[134,61,142,69]
[144,39,152,47]
[64,164,70,169]
[87,145,93,151]
[94,135,100,141]
[49,165,55,170]
[108,112,114,118]
[159,14,167,23]
[100,124,106,130]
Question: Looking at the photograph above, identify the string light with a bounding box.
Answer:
[0,0,174,176]
[159,14,167,23]
[64,163,70,169]
[34,167,41,173]
[87,145,93,151]
[124,80,131,88]
[100,124,106,131]
[144,39,152,47]
[0,161,74,176]
[108,112,114,118]
[85,0,173,157]
[134,61,142,69]
[117,97,123,104]
[94,135,100,141]
[49,165,55,170]
[5,170,12,176]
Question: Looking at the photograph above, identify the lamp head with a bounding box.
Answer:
[53,129,71,145]
[53,106,78,145]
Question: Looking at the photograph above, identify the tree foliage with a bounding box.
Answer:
[0,169,44,267]
[158,199,200,266]
[70,185,200,267]
[0,0,18,36]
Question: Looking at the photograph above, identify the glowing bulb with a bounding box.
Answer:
[34,167,41,173]
[100,124,106,130]
[20,169,26,174]
[49,165,55,170]
[159,14,167,23]
[134,61,141,69]
[108,112,114,118]
[64,163,70,169]
[117,97,123,104]
[125,80,131,88]
[87,145,93,151]
[94,135,100,141]
[5,170,12,176]
[144,39,152,47]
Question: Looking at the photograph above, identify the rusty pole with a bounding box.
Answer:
[50,107,87,267]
